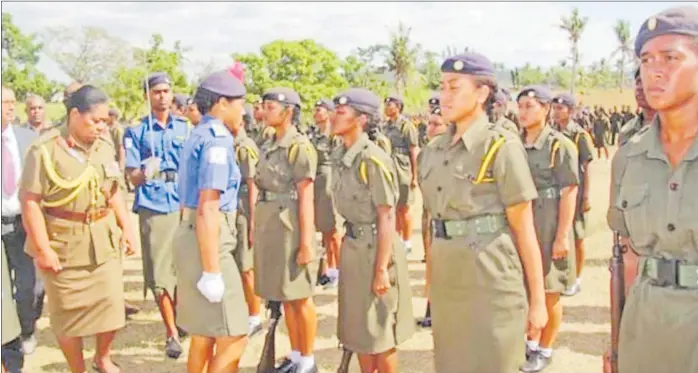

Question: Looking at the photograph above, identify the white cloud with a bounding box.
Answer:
[2,1,688,84]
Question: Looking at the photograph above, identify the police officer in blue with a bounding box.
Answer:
[174,69,250,373]
[123,72,190,358]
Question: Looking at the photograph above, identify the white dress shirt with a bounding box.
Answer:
[1,126,22,217]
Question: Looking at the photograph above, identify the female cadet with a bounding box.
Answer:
[311,99,343,288]
[516,86,579,372]
[255,87,318,373]
[420,53,548,373]
[331,88,414,373]
[174,70,249,373]
[20,85,137,373]
[605,6,698,373]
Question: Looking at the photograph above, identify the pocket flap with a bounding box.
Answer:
[617,184,648,210]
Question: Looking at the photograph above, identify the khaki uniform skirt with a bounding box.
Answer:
[235,212,254,272]
[254,197,317,301]
[42,257,125,337]
[174,210,248,337]
[314,166,342,233]
[430,230,528,373]
[533,195,576,293]
[337,223,414,354]
[138,209,179,298]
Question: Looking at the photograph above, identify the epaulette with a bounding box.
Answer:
[288,136,317,164]
[236,144,259,163]
[358,150,394,186]
[210,123,228,137]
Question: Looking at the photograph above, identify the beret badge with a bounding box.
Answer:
[648,17,657,31]
[453,60,465,71]
[338,96,348,105]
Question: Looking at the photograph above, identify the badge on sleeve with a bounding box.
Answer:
[124,138,133,149]
[208,147,227,165]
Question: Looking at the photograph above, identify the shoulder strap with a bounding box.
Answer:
[473,136,505,184]
[358,155,394,185]
[549,138,561,168]
[288,139,316,164]
[236,144,259,163]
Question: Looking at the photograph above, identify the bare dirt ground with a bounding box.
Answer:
[24,147,618,373]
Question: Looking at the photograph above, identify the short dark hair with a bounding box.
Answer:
[67,85,109,114]
[194,87,239,115]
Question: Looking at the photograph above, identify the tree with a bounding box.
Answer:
[104,34,190,122]
[441,45,472,59]
[610,19,634,92]
[340,54,389,98]
[41,26,131,85]
[376,22,421,95]
[559,7,588,95]
[418,51,441,91]
[234,39,348,117]
[1,12,59,100]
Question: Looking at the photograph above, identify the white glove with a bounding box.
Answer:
[142,157,161,180]
[196,272,225,303]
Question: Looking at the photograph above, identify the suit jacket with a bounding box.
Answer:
[14,126,38,165]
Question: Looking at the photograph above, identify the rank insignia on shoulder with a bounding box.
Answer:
[211,124,228,137]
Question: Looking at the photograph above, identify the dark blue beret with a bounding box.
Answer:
[334,88,381,115]
[493,89,509,104]
[385,95,404,105]
[635,6,698,56]
[431,106,442,116]
[441,52,496,77]
[315,99,335,111]
[173,93,189,108]
[428,94,440,106]
[144,72,171,91]
[552,92,577,108]
[263,87,301,107]
[517,85,554,103]
[198,69,246,98]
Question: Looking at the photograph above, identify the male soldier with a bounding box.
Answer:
[552,93,594,296]
[592,107,610,160]
[618,69,656,146]
[609,106,622,146]
[1,86,42,357]
[23,95,50,134]
[184,97,202,126]
[107,109,126,172]
[171,93,189,117]
[491,89,519,134]
[382,95,418,253]
[124,72,189,358]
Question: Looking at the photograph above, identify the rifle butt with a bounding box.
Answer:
[609,233,626,373]
[256,302,283,373]
[337,348,354,373]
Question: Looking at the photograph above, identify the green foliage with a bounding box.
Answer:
[1,12,60,100]
[234,39,348,117]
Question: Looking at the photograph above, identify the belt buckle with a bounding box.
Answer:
[654,259,679,287]
[84,210,94,224]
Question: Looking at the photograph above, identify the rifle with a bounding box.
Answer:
[257,301,283,373]
[336,347,353,373]
[609,232,625,373]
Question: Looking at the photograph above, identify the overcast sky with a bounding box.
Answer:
[3,1,687,84]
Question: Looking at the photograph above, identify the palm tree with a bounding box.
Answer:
[559,7,589,95]
[380,22,421,94]
[610,19,634,92]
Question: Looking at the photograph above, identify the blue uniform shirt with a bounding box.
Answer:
[124,114,190,214]
[178,116,241,212]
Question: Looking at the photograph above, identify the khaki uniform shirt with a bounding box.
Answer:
[419,115,538,220]
[382,116,418,185]
[255,126,317,193]
[494,115,519,135]
[524,125,579,191]
[234,129,260,217]
[20,126,122,268]
[619,113,651,147]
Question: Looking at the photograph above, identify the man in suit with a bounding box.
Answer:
[1,86,43,359]
[22,95,50,134]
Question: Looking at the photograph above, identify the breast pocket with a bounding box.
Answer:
[617,184,651,245]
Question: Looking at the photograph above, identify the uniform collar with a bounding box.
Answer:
[274,125,298,149]
[143,112,176,129]
[454,114,491,152]
[341,133,370,167]
[630,116,698,162]
[58,124,91,153]
[525,125,553,150]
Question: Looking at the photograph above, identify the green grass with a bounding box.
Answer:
[15,102,66,124]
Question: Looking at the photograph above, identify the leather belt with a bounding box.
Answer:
[344,221,376,239]
[537,187,560,200]
[239,184,249,195]
[641,257,698,289]
[45,207,110,223]
[258,189,297,202]
[432,214,507,239]
[1,215,20,225]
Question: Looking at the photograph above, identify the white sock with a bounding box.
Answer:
[248,315,261,326]
[299,355,315,371]
[539,347,553,358]
[575,278,582,286]
[404,240,412,249]
[289,350,301,363]
[526,340,539,351]
[328,268,339,280]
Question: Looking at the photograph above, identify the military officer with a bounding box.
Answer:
[605,6,698,373]
[255,87,319,373]
[491,89,519,134]
[123,72,189,358]
[382,95,418,253]
[551,93,595,297]
[234,102,263,337]
[2,242,23,373]
[421,53,547,373]
[20,85,138,373]
[618,69,656,146]
[516,86,579,372]
[175,69,250,373]
[310,99,343,288]
[330,88,414,373]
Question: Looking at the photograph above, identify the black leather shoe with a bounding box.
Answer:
[275,358,296,373]
[520,351,551,372]
[177,326,189,340]
[416,317,432,328]
[165,337,182,359]
[317,274,331,286]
